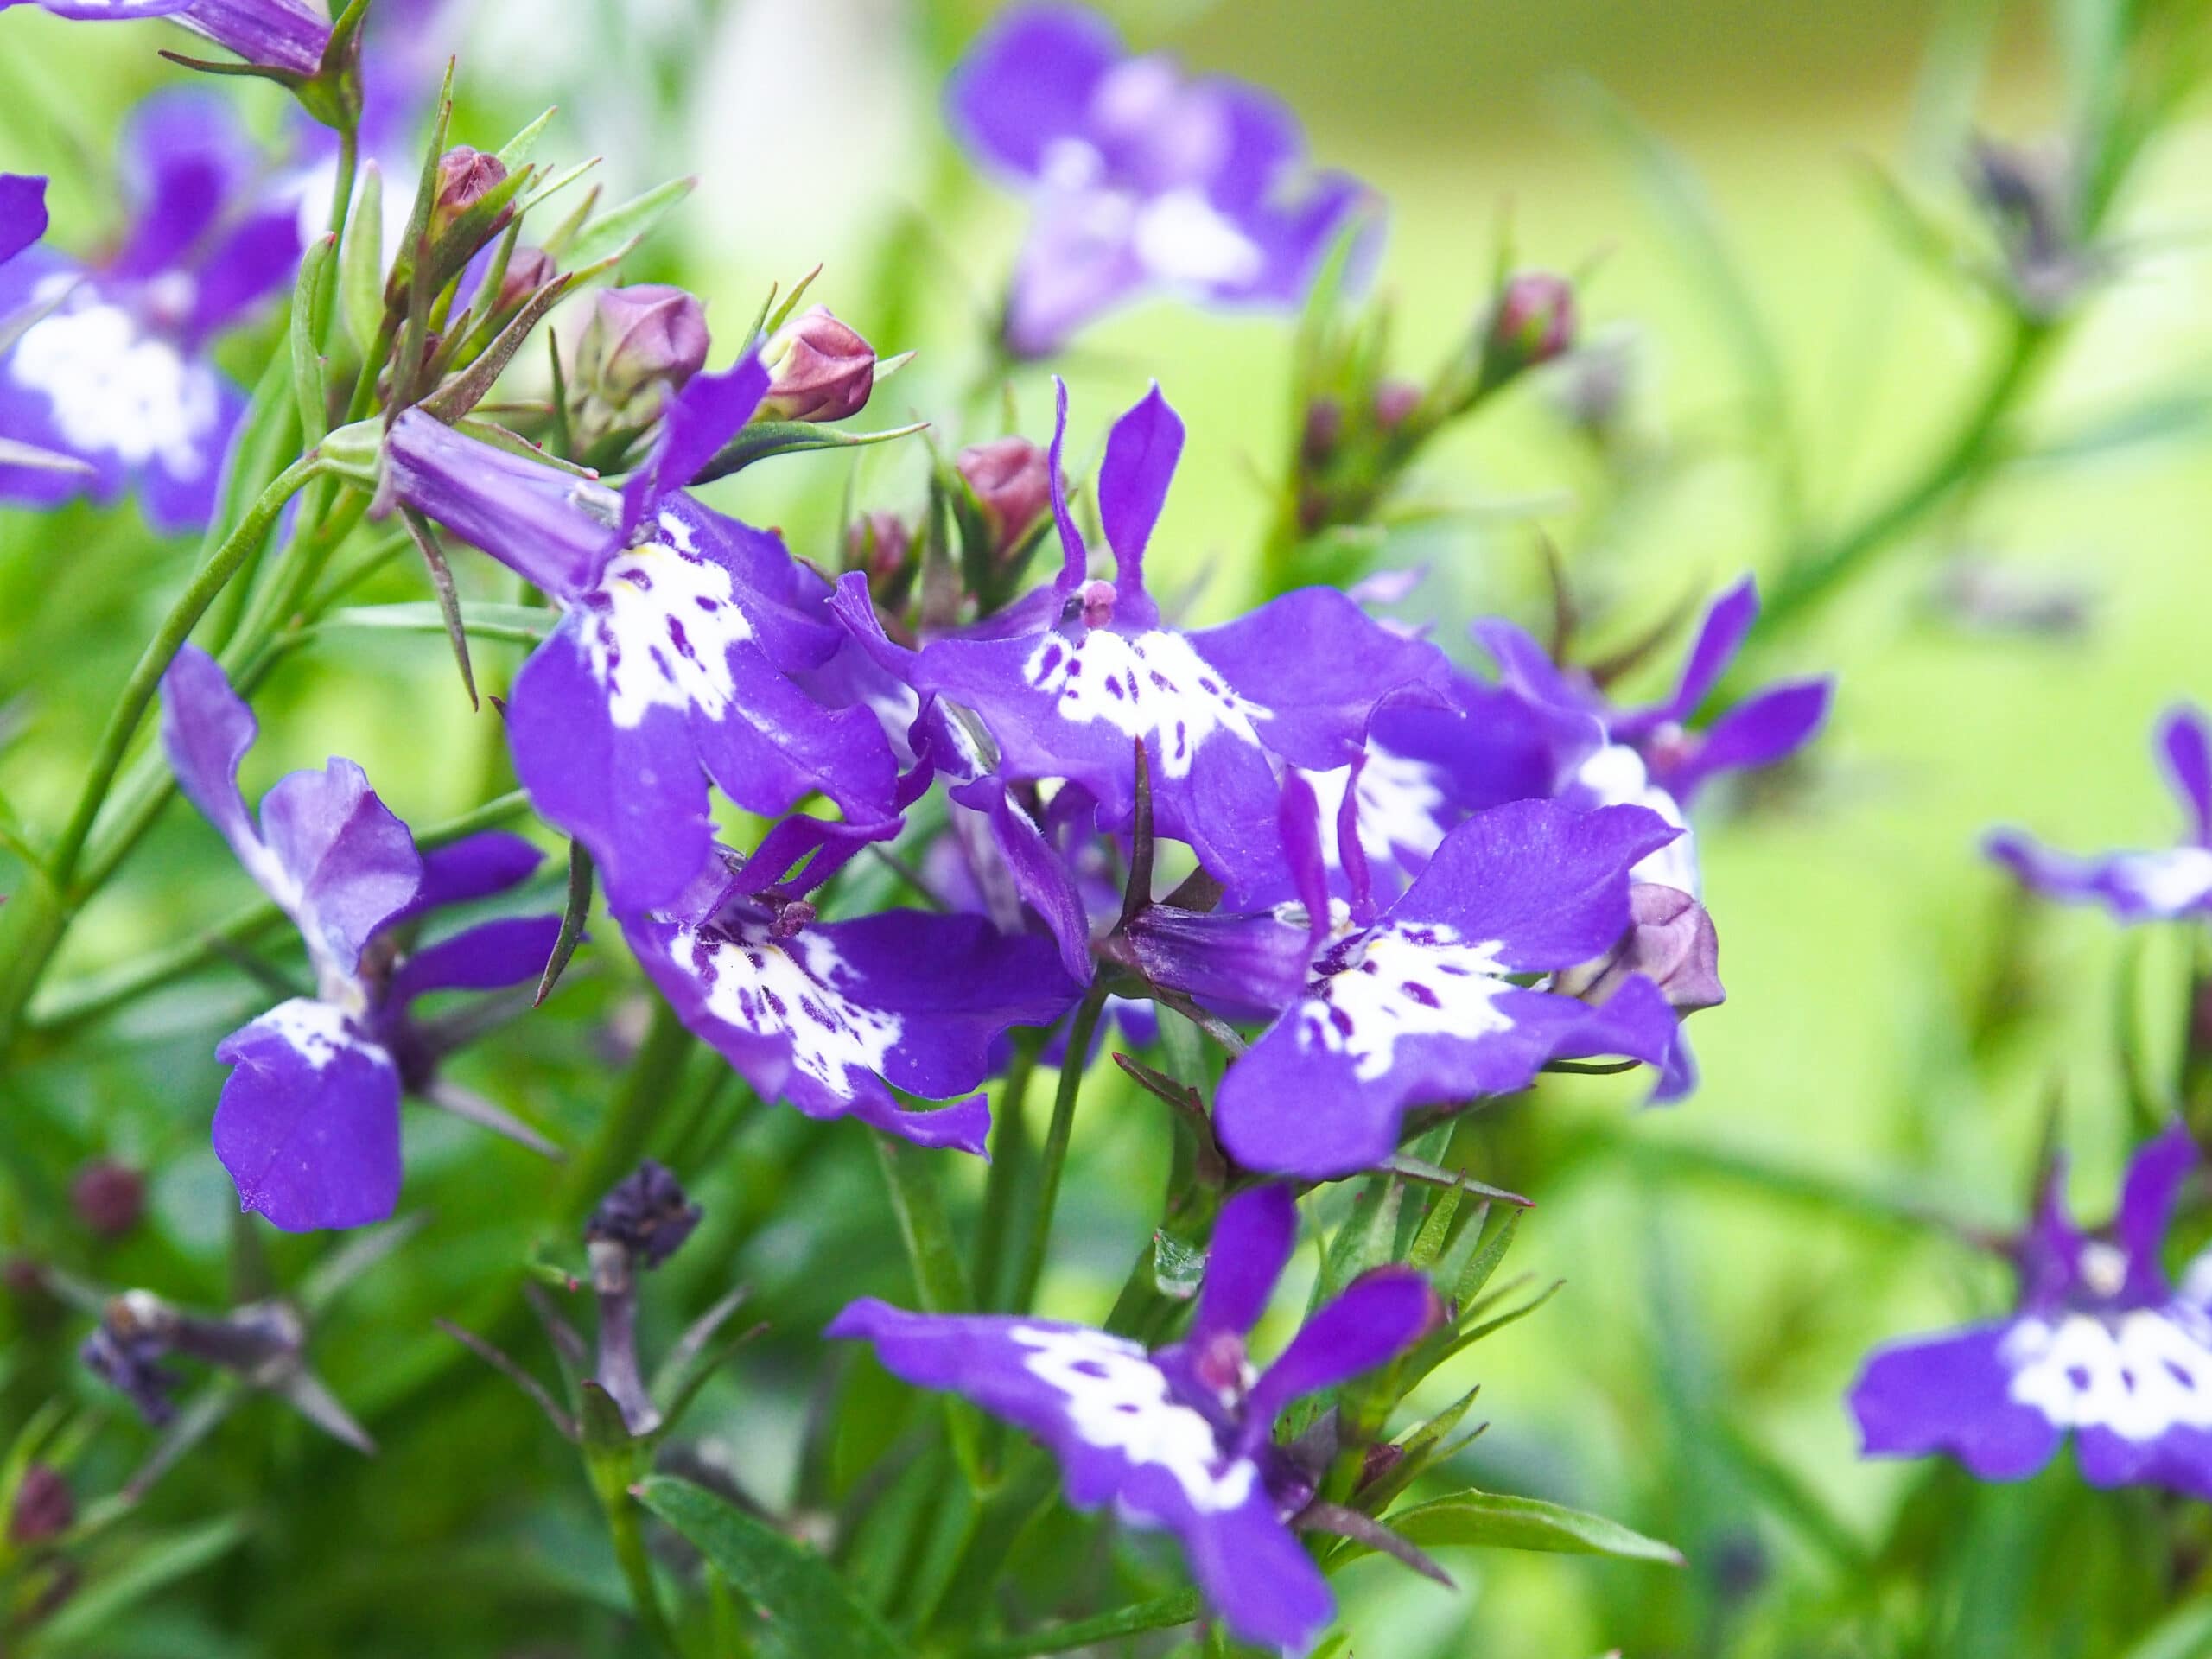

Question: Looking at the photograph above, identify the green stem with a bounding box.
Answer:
[0,454,327,1056]
[1005,985,1109,1317]
[971,1033,1041,1309]
[597,1478,683,1657]
[874,1132,987,1486]
[558,999,695,1224]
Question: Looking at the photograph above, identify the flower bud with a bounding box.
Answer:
[576,284,710,415]
[846,510,912,577]
[1299,397,1343,467]
[956,436,1052,557]
[758,305,875,423]
[496,245,557,312]
[9,1465,73,1546]
[1371,379,1422,432]
[69,1160,145,1239]
[1481,270,1575,388]
[1560,883,1724,1013]
[430,147,509,241]
[586,1160,702,1270]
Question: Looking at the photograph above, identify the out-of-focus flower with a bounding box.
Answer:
[870,380,1452,893]
[70,1160,148,1239]
[586,1160,702,1270]
[1851,1123,2212,1497]
[385,359,902,914]
[947,3,1371,357]
[1967,136,2091,319]
[3,0,331,78]
[160,647,561,1230]
[0,173,46,267]
[757,303,874,423]
[1479,270,1576,388]
[1987,705,2212,921]
[625,816,1081,1155]
[0,92,302,531]
[8,1465,73,1546]
[832,1185,1440,1650]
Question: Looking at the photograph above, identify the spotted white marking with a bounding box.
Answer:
[1024,628,1267,779]
[1569,743,1700,894]
[1294,921,1515,1082]
[2006,1309,2212,1441]
[676,918,900,1099]
[576,518,755,729]
[8,291,223,479]
[258,998,381,1073]
[1301,750,1450,873]
[2107,848,2212,916]
[1012,1325,1258,1512]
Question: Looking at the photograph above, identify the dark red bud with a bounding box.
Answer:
[759,305,875,423]
[431,147,509,238]
[1484,270,1576,381]
[578,284,710,410]
[1371,380,1421,432]
[496,245,556,311]
[957,435,1053,558]
[70,1160,145,1239]
[9,1465,73,1545]
[1300,397,1343,466]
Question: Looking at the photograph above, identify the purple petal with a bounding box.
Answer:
[2161,705,2212,845]
[1191,1185,1297,1346]
[1619,575,1757,736]
[2115,1122,2198,1297]
[1002,207,1147,359]
[618,353,767,537]
[1096,381,1183,626]
[1278,769,1332,943]
[1986,830,2212,923]
[1203,84,1302,213]
[385,410,616,600]
[257,759,423,976]
[185,205,303,344]
[950,776,1094,985]
[1392,798,1676,972]
[945,3,1121,180]
[1847,1322,2061,1480]
[2075,1420,2212,1501]
[174,0,330,76]
[410,831,545,912]
[0,174,48,267]
[1245,1265,1438,1427]
[387,915,563,1007]
[159,643,269,880]
[111,89,257,282]
[1471,617,1593,717]
[213,1001,404,1231]
[1046,376,1086,593]
[19,0,193,18]
[1665,677,1831,804]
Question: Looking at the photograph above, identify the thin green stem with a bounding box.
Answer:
[599,1479,683,1657]
[971,1033,1042,1308]
[1005,985,1109,1316]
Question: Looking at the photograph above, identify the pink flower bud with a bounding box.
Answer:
[8,1465,72,1546]
[70,1160,145,1239]
[430,147,509,239]
[1483,270,1576,383]
[759,305,875,423]
[956,436,1052,556]
[496,245,557,312]
[578,284,710,408]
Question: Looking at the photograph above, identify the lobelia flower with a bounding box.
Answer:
[887,380,1454,894]
[1986,704,2212,921]
[1473,575,1833,895]
[1849,1122,2212,1497]
[2,0,331,77]
[161,646,563,1230]
[830,1185,1441,1651]
[384,355,901,914]
[0,92,303,531]
[0,174,46,267]
[948,3,1371,358]
[1179,794,1687,1179]
[621,813,1082,1154]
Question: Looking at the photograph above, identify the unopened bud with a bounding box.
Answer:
[70,1160,145,1239]
[9,1465,73,1545]
[496,245,557,311]
[586,1160,702,1270]
[846,510,912,577]
[1371,379,1421,432]
[1560,883,1724,1013]
[957,436,1052,560]
[576,284,710,412]
[1299,397,1343,467]
[430,147,509,240]
[758,305,875,423]
[1482,270,1575,387]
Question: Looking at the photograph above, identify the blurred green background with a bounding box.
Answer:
[5,0,2212,1653]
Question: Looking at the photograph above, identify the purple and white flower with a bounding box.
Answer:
[3,0,331,77]
[621,817,1083,1155]
[0,92,302,531]
[1849,1123,2212,1498]
[899,381,1453,894]
[948,3,1370,358]
[830,1184,1440,1651]
[161,646,561,1231]
[1987,705,2212,921]
[385,357,902,915]
[0,174,46,268]
[1180,796,1686,1179]
[1473,576,1833,896]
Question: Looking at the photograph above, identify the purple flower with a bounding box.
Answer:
[948,3,1371,357]
[1849,1123,2212,1498]
[620,816,1083,1155]
[830,1185,1440,1650]
[1986,705,2212,921]
[4,0,331,76]
[1195,797,1686,1179]
[0,174,46,268]
[385,359,902,915]
[0,92,302,531]
[160,646,561,1230]
[893,381,1453,893]
[1473,576,1833,895]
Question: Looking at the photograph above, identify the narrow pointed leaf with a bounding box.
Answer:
[534,838,594,1007]
[1375,1490,1683,1566]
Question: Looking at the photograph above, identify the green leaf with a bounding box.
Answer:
[969,1589,1203,1656]
[694,419,931,485]
[563,175,697,269]
[290,233,336,445]
[319,601,554,647]
[637,1475,906,1659]
[1371,1491,1682,1567]
[495,106,559,170]
[41,1516,253,1644]
[534,839,594,1007]
[341,162,386,356]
